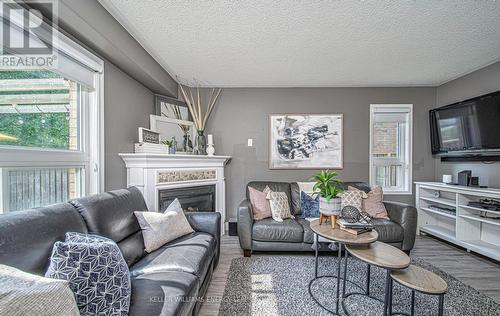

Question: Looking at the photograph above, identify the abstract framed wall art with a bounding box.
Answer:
[269,114,343,169]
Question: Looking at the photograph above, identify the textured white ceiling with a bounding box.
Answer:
[99,0,500,87]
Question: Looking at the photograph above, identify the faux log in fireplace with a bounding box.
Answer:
[158,185,216,212]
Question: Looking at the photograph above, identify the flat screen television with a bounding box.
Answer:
[430,90,500,155]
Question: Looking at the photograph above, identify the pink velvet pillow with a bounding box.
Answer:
[248,186,272,220]
[348,186,389,219]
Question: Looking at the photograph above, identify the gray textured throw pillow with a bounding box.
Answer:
[135,198,194,253]
[266,190,294,222]
[0,264,79,316]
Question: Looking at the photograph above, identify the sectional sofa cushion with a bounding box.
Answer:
[372,218,404,242]
[252,218,303,242]
[70,187,148,267]
[290,182,302,215]
[129,271,199,316]
[247,181,292,205]
[300,218,337,243]
[135,199,194,253]
[130,232,215,281]
[0,203,87,275]
[0,264,80,316]
[45,233,131,315]
[297,218,315,244]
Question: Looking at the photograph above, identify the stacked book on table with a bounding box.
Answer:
[338,218,374,235]
[134,142,169,154]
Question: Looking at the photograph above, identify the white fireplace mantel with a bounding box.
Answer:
[119,153,231,233]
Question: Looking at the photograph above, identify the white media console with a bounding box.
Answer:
[415,182,500,261]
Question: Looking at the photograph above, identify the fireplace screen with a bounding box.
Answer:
[158,185,215,212]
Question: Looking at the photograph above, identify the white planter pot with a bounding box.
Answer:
[319,197,342,216]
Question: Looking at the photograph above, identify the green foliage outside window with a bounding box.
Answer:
[0,70,72,150]
[0,113,70,149]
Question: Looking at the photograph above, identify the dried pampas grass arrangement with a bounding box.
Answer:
[178,84,222,131]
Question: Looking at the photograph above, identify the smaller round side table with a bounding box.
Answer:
[389,265,448,316]
[344,242,410,316]
[309,219,378,315]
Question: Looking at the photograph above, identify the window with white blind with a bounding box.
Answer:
[0,5,104,214]
[369,104,413,194]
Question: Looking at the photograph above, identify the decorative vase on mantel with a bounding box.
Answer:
[195,130,207,155]
[183,133,193,153]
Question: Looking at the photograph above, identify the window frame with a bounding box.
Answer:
[0,20,104,211]
[369,104,413,195]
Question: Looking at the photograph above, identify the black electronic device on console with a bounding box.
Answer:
[458,170,472,186]
[469,176,479,187]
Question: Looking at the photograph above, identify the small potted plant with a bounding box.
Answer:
[311,170,344,227]
[161,139,175,154]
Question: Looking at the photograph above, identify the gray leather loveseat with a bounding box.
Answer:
[238,181,417,256]
[0,187,220,316]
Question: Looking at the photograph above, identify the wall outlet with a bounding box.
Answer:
[247,138,253,147]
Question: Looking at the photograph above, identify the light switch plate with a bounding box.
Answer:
[247,138,253,147]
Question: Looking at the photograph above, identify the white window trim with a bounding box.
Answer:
[0,14,105,196]
[369,104,413,195]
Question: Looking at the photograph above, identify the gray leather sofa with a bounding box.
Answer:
[0,187,220,316]
[238,181,417,256]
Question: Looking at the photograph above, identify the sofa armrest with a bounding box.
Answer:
[237,199,253,252]
[383,201,418,252]
[185,212,221,266]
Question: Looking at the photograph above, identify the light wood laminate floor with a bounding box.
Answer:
[199,235,500,315]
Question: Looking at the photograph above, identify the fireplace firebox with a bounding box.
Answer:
[158,185,216,212]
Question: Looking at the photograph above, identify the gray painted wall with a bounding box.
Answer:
[104,62,154,190]
[434,61,500,187]
[29,0,178,97]
[206,87,436,220]
[27,0,163,191]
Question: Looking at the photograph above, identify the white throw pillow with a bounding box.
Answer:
[297,181,317,196]
[266,190,294,222]
[0,264,79,316]
[135,198,194,253]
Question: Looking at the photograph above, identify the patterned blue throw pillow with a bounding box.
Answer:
[300,191,320,218]
[45,232,131,316]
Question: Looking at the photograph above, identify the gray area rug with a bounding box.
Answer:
[219,255,500,316]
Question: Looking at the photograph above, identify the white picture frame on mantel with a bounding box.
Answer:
[150,115,196,154]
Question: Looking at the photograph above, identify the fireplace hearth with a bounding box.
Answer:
[158,185,216,212]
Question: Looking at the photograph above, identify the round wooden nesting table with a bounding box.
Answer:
[310,219,379,245]
[346,241,411,270]
[390,265,448,316]
[309,219,378,315]
[344,242,411,316]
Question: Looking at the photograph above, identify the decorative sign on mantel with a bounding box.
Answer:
[157,169,216,183]
[138,127,160,144]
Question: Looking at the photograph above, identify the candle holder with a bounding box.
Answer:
[206,134,215,156]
